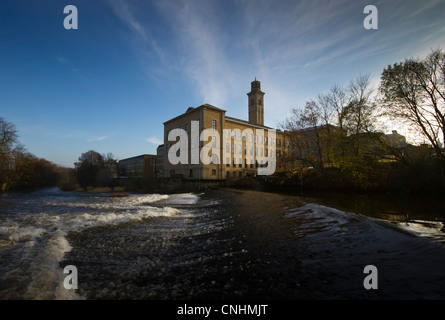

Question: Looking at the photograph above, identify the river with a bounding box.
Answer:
[0,187,444,300]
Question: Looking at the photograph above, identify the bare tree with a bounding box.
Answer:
[1,117,20,190]
[345,74,377,135]
[327,84,349,131]
[279,99,330,169]
[380,48,445,184]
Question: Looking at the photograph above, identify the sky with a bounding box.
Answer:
[1,0,445,168]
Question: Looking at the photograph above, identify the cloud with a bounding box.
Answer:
[146,137,163,145]
[105,0,445,130]
[108,0,149,41]
[107,0,172,82]
[88,136,107,142]
[56,57,69,64]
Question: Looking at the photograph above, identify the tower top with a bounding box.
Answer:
[247,79,265,126]
[251,78,261,91]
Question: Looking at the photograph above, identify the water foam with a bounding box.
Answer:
[0,191,191,300]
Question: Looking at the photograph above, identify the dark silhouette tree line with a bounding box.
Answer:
[0,117,65,191]
[0,117,118,192]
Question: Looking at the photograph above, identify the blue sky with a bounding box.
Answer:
[1,0,445,167]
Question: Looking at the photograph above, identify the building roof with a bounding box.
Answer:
[163,103,283,133]
[163,104,227,125]
[225,116,275,130]
[118,154,156,162]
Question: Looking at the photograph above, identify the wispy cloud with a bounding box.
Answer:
[154,0,241,106]
[146,137,163,145]
[54,56,85,79]
[107,0,173,82]
[88,136,107,142]
[105,0,445,128]
[107,0,149,41]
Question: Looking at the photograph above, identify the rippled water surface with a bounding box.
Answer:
[1,188,445,299]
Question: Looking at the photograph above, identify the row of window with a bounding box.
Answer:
[167,120,201,137]
[189,169,250,178]
[165,142,283,161]
[168,120,292,147]
[166,120,293,155]
[227,144,275,157]
[224,158,270,168]
[186,169,258,178]
[224,128,279,146]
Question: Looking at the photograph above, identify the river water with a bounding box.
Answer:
[0,187,444,300]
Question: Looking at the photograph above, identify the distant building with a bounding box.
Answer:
[155,145,164,178]
[160,79,290,180]
[118,154,156,179]
[385,130,407,148]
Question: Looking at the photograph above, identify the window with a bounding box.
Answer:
[212,169,216,175]
[225,129,230,139]
[211,154,219,164]
[265,137,268,145]
[233,158,236,167]
[233,144,236,154]
[185,123,188,133]
[238,158,242,168]
[250,134,253,143]
[212,120,217,130]
[260,148,263,157]
[260,136,263,144]
[226,157,230,167]
[226,171,230,177]
[238,130,242,141]
[239,171,242,177]
[238,145,242,154]
[244,145,247,155]
[212,136,216,148]
[250,146,253,156]
[226,143,230,153]
[189,169,193,177]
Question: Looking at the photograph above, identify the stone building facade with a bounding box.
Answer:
[161,80,290,180]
